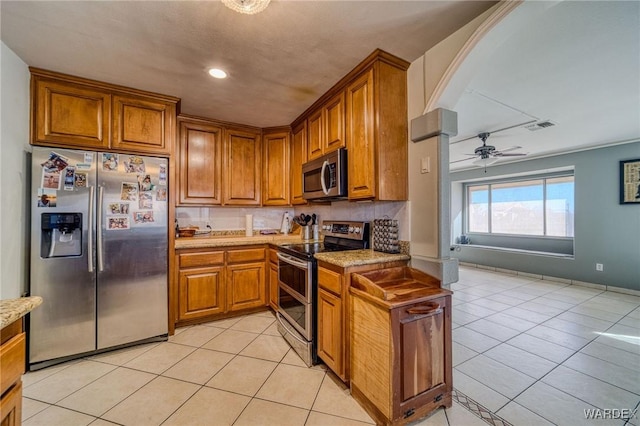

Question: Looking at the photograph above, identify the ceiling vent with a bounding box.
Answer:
[524,120,557,131]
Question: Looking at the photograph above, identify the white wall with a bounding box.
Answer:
[0,42,31,299]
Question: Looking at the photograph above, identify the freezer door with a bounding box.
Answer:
[29,147,97,364]
[96,153,168,348]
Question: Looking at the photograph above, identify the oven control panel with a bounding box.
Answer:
[321,221,370,240]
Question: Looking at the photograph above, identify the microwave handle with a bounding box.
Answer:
[321,160,330,195]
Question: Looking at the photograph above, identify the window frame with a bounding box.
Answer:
[464,171,575,239]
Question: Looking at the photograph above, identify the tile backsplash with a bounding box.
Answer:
[176,201,410,241]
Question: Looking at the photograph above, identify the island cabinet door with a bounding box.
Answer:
[397,296,449,402]
[178,266,226,321]
[317,288,343,378]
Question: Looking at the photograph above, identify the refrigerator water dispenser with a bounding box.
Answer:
[41,213,82,258]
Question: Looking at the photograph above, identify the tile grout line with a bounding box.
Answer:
[452,269,640,424]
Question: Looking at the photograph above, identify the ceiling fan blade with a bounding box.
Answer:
[497,146,522,153]
[495,153,527,157]
[450,157,476,164]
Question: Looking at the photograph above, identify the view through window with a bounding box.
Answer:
[467,175,574,237]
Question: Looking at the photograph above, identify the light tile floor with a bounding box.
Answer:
[21,266,640,426]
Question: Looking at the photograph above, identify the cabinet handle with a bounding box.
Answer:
[407,303,441,316]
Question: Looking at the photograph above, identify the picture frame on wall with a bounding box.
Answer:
[620,158,640,204]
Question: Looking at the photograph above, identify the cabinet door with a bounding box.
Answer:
[262,131,290,206]
[0,380,22,426]
[112,95,174,155]
[227,262,266,311]
[224,129,261,205]
[290,122,307,205]
[33,78,111,150]
[346,69,376,199]
[178,120,223,205]
[317,288,343,377]
[324,91,345,153]
[178,266,225,321]
[400,298,446,401]
[307,109,323,160]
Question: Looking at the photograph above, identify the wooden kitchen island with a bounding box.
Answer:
[1,296,43,426]
[313,250,411,383]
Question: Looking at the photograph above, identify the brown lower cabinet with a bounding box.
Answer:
[175,246,267,326]
[1,320,25,426]
[316,259,408,382]
[349,267,453,425]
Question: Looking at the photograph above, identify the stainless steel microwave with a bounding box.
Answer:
[302,148,348,200]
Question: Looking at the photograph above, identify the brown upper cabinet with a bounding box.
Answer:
[177,115,262,206]
[291,50,408,201]
[178,116,223,205]
[290,121,308,205]
[307,91,346,162]
[346,56,408,201]
[323,91,346,154]
[223,126,262,206]
[262,127,291,206]
[30,68,178,156]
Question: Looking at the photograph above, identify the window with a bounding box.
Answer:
[466,174,574,238]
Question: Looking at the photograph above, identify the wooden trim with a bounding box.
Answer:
[29,67,180,104]
[178,113,262,134]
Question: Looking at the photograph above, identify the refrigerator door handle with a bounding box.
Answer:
[97,185,105,272]
[88,186,95,273]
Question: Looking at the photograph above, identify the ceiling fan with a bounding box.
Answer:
[451,132,527,168]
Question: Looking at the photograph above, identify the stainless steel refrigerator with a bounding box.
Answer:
[29,147,168,369]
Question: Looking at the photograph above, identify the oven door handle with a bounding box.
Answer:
[277,252,310,269]
[276,312,308,345]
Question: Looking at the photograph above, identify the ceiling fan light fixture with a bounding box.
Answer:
[472,157,499,167]
[222,0,271,15]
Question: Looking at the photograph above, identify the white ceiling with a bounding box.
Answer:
[444,0,640,170]
[0,0,494,128]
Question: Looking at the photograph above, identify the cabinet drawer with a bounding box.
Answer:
[0,332,25,396]
[318,267,342,295]
[227,248,265,264]
[179,251,225,268]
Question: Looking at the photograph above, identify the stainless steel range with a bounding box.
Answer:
[276,220,370,366]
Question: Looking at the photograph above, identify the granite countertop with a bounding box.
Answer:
[1,296,43,329]
[175,233,309,249]
[315,249,410,268]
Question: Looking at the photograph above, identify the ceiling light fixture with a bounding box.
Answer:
[222,0,270,15]
[208,68,227,79]
[472,157,499,168]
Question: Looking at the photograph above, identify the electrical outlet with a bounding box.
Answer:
[596,263,604,272]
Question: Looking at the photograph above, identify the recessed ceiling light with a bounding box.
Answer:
[208,68,227,79]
